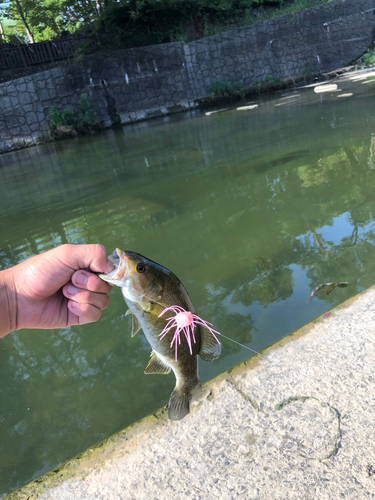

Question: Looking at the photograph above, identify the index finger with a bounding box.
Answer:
[71,270,113,294]
[50,244,115,274]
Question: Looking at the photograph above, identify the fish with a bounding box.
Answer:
[307,281,351,303]
[99,248,221,421]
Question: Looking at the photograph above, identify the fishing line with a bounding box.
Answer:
[218,333,263,357]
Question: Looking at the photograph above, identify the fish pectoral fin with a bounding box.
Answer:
[131,314,142,337]
[144,351,171,375]
[198,326,222,361]
[126,310,141,337]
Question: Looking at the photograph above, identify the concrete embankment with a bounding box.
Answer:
[6,285,375,499]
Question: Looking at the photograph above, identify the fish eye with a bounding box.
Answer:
[137,263,146,273]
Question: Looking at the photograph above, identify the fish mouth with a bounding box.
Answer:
[99,248,127,283]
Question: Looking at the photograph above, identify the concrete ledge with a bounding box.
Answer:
[6,285,375,499]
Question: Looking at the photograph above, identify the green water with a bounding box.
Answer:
[2,74,375,496]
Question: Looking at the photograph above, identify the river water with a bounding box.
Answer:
[2,71,375,495]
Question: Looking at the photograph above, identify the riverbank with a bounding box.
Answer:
[6,285,375,500]
[1,0,374,155]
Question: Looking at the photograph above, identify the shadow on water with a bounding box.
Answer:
[2,79,375,495]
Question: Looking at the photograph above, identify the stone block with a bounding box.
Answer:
[42,100,53,109]
[54,76,66,88]
[33,101,44,113]
[10,96,20,107]
[16,83,27,92]
[1,96,12,110]
[17,116,26,126]
[146,87,156,99]
[20,124,32,135]
[9,126,21,135]
[30,122,40,132]
[22,103,33,113]
[45,77,56,89]
[38,88,50,102]
[34,79,46,90]
[50,67,63,78]
[26,81,35,93]
[39,118,48,131]
[156,95,166,106]
[48,87,57,99]
[147,97,159,106]
[26,112,38,125]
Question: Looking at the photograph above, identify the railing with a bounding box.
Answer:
[0,36,98,70]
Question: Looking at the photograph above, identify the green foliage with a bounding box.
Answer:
[0,0,334,51]
[89,0,331,50]
[74,40,102,57]
[208,79,243,97]
[75,93,98,129]
[49,94,99,135]
[0,0,333,48]
[362,49,375,67]
[0,0,63,43]
[0,0,116,43]
[49,106,74,128]
[260,0,332,20]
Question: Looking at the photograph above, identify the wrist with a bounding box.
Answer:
[0,268,18,338]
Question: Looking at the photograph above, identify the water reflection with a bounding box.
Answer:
[2,79,375,496]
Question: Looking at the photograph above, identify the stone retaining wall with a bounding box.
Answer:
[1,0,375,154]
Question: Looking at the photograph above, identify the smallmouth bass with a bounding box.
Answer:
[99,248,221,421]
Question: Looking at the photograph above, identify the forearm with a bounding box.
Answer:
[0,269,17,338]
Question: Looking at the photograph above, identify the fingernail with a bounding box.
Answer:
[68,285,78,295]
[76,273,88,285]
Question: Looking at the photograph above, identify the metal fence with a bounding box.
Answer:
[0,37,97,70]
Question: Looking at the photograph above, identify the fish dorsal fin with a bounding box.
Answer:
[145,351,171,375]
[199,326,222,361]
[131,314,141,337]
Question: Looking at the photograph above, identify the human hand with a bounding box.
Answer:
[0,244,114,337]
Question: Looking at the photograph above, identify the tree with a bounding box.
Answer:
[59,0,99,31]
[0,19,5,41]
[1,0,37,43]
[0,0,106,43]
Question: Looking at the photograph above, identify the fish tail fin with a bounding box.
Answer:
[168,380,201,421]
